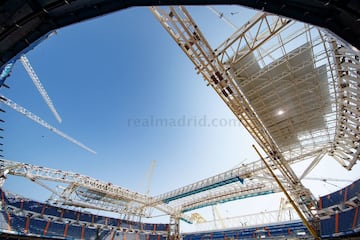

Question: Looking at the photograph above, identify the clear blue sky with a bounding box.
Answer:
[1,5,360,227]
[1,6,258,196]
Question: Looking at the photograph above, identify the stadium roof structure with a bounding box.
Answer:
[0,158,194,223]
[0,0,359,68]
[0,155,282,222]
[149,5,360,237]
[0,1,360,239]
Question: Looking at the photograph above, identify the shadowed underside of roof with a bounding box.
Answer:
[0,0,359,68]
[232,42,333,154]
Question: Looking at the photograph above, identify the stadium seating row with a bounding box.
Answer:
[320,207,360,238]
[0,188,168,233]
[0,209,168,240]
[319,178,360,209]
[0,188,169,239]
[319,178,360,238]
[2,176,360,240]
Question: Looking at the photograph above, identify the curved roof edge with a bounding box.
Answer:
[0,0,359,68]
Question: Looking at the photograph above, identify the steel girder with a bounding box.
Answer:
[0,158,192,222]
[150,6,318,225]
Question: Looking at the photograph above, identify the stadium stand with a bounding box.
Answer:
[27,218,47,236]
[44,205,60,218]
[318,179,360,238]
[319,179,360,209]
[181,179,360,240]
[182,221,310,240]
[1,178,360,239]
[79,212,92,223]
[0,188,169,240]
[45,221,66,238]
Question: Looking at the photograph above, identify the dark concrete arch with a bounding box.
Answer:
[0,0,359,68]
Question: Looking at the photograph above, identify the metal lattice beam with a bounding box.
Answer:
[150,6,318,225]
[0,95,96,154]
[0,158,192,222]
[330,43,360,170]
[20,55,62,123]
[195,208,299,232]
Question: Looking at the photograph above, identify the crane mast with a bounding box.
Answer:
[20,55,62,123]
[150,6,319,236]
[145,160,156,195]
[0,95,96,154]
[212,205,226,229]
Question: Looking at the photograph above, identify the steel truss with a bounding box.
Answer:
[0,158,192,223]
[149,6,358,235]
[0,149,325,226]
[0,95,96,154]
[150,3,317,217]
[20,55,62,123]
[0,5,358,237]
[194,207,298,232]
[155,150,321,212]
[330,43,360,169]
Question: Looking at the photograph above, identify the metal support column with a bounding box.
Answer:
[169,216,180,240]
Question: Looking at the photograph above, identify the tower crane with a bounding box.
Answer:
[0,95,96,154]
[277,197,293,222]
[20,55,62,123]
[190,212,206,224]
[145,160,156,195]
[212,205,226,229]
[138,160,156,221]
[207,6,238,30]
